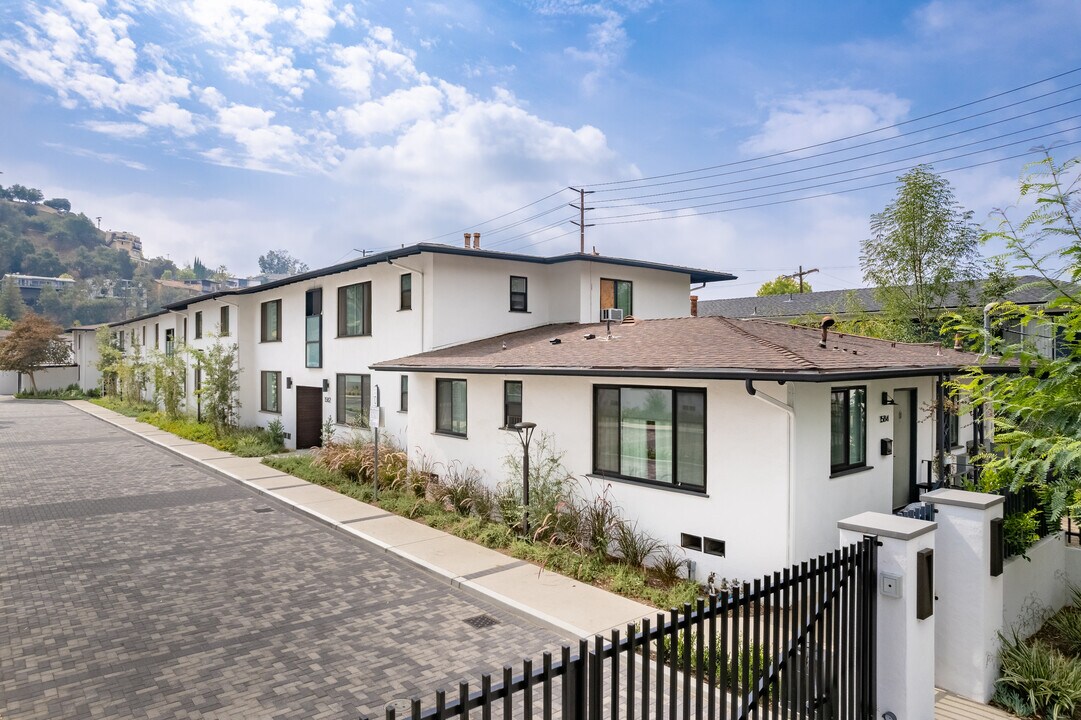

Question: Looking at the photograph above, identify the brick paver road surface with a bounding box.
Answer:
[0,399,570,719]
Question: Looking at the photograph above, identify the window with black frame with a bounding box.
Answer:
[593,385,705,490]
[436,378,467,436]
[261,299,281,342]
[305,288,322,368]
[503,381,522,428]
[220,306,230,336]
[400,375,408,412]
[337,282,371,337]
[336,373,370,427]
[509,276,528,312]
[400,273,412,311]
[194,311,202,339]
[261,371,281,413]
[830,386,867,473]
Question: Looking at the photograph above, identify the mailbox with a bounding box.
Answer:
[881,438,893,456]
[990,517,1004,577]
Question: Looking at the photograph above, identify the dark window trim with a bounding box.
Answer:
[830,385,867,474]
[509,275,528,313]
[503,380,523,429]
[335,373,370,427]
[600,277,634,316]
[260,371,281,414]
[220,306,230,337]
[435,378,468,437]
[337,281,372,337]
[305,287,323,369]
[260,299,282,343]
[194,311,202,339]
[590,383,707,493]
[830,465,875,479]
[400,273,412,311]
[400,374,409,412]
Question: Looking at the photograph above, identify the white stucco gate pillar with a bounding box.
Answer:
[922,488,1005,703]
[839,511,937,720]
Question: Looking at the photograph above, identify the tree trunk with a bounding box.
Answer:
[27,371,38,393]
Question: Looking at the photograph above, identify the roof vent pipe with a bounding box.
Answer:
[819,315,835,348]
[473,232,481,249]
[464,232,472,248]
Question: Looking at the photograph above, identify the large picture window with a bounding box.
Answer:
[261,371,281,413]
[830,387,867,473]
[261,299,281,342]
[436,379,467,436]
[305,289,322,368]
[336,373,370,427]
[337,282,372,337]
[593,386,705,490]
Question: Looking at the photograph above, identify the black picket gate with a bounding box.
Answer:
[376,537,878,720]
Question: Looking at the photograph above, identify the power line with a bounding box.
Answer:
[418,188,571,243]
[576,66,1081,188]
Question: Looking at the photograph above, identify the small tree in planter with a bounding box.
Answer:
[191,336,240,433]
[116,336,149,403]
[149,343,187,419]
[94,326,123,396]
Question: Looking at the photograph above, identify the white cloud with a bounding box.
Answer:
[213,103,308,168]
[331,85,445,137]
[83,120,149,137]
[139,102,198,136]
[42,141,149,170]
[741,89,911,156]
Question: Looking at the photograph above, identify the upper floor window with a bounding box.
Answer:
[510,276,528,312]
[336,373,370,427]
[261,299,282,342]
[830,387,867,474]
[436,378,467,436]
[164,328,175,357]
[503,381,523,428]
[141,326,146,346]
[306,288,322,368]
[183,317,188,343]
[261,371,281,413]
[337,282,372,337]
[400,273,412,311]
[400,375,409,412]
[194,311,202,339]
[220,306,230,336]
[593,385,706,490]
[154,323,159,349]
[600,278,633,318]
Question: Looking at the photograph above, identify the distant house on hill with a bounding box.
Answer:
[2,273,75,302]
[103,231,145,261]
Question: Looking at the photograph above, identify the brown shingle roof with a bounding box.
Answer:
[374,317,1010,381]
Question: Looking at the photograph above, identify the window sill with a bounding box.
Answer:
[259,409,282,415]
[397,409,408,414]
[335,334,372,339]
[509,310,531,314]
[398,308,412,312]
[585,473,708,497]
[830,465,875,479]
[259,339,283,344]
[432,431,468,439]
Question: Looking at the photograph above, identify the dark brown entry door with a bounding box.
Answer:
[296,386,323,449]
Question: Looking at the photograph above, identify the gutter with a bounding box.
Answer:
[745,380,795,566]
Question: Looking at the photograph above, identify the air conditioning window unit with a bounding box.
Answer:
[601,308,624,323]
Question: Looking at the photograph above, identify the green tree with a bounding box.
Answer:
[35,283,67,323]
[0,275,28,319]
[23,248,64,277]
[63,214,100,247]
[149,343,187,419]
[95,326,122,395]
[947,152,1081,521]
[192,336,241,432]
[757,275,810,296]
[43,198,71,213]
[0,313,71,391]
[0,313,12,330]
[258,249,309,275]
[861,164,981,341]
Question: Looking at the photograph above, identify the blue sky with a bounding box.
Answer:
[2,0,1080,298]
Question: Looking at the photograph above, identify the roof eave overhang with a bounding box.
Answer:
[370,363,1017,382]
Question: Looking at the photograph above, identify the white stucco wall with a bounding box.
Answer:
[71,328,102,392]
[1003,534,1069,637]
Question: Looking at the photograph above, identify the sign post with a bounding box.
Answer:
[370,385,381,500]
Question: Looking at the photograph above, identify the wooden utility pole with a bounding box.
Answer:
[568,187,595,253]
[784,265,819,293]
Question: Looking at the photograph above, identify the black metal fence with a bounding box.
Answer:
[998,484,1054,558]
[376,538,878,720]
[894,503,936,522]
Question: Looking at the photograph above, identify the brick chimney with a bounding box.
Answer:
[472,232,481,249]
[464,232,471,248]
[690,295,699,317]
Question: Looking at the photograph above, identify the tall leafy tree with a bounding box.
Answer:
[258,249,309,275]
[43,198,71,213]
[757,275,810,296]
[0,313,71,391]
[861,165,981,341]
[0,275,28,319]
[948,153,1081,520]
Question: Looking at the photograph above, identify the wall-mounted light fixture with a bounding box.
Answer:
[323,378,330,392]
[286,377,293,389]
[882,392,897,406]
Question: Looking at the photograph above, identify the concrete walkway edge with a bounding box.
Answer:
[64,400,656,640]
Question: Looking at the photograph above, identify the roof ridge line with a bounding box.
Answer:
[718,317,819,369]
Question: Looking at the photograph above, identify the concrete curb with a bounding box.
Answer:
[64,400,621,639]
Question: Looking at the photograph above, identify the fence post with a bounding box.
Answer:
[839,511,936,720]
[922,488,1005,703]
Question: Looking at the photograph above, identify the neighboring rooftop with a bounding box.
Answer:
[374,316,1010,381]
[162,242,737,311]
[699,276,1067,320]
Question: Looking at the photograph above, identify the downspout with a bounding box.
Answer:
[387,258,426,352]
[745,379,795,566]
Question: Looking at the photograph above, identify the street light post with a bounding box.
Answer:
[513,421,537,537]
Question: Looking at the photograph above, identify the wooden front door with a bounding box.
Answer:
[296,386,323,449]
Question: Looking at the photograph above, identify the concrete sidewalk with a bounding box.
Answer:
[65,400,655,639]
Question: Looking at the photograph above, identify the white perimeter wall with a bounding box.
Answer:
[1003,534,1070,637]
[72,329,102,392]
[0,365,80,393]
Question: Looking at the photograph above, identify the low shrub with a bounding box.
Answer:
[652,546,690,585]
[997,631,1081,719]
[91,396,156,417]
[614,520,661,568]
[15,383,100,400]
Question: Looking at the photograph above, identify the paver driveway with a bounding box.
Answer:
[0,399,569,719]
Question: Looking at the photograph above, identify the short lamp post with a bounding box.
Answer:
[513,421,537,537]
